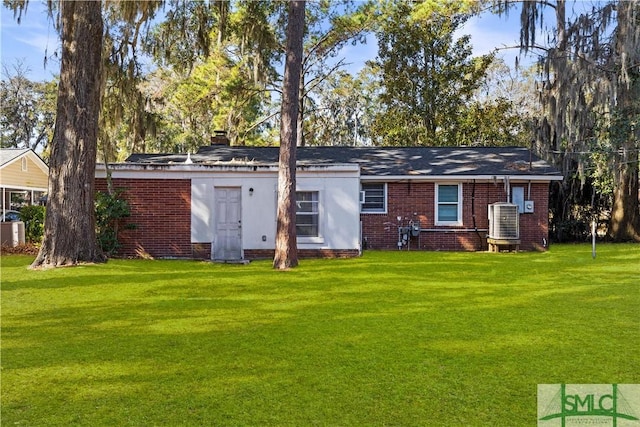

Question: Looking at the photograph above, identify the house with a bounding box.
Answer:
[95,144,563,260]
[0,148,49,215]
[0,148,49,246]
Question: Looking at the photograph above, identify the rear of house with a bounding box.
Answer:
[95,145,562,260]
[96,160,361,260]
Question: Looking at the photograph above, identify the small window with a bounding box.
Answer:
[296,191,319,237]
[361,183,386,213]
[435,183,462,225]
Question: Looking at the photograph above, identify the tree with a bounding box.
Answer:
[607,1,640,241]
[140,1,281,150]
[372,2,492,146]
[0,61,57,154]
[456,59,538,147]
[296,1,374,146]
[6,0,164,267]
[31,0,106,268]
[304,65,381,146]
[499,0,640,241]
[97,0,165,162]
[273,0,305,270]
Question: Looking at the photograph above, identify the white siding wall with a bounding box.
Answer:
[191,168,360,251]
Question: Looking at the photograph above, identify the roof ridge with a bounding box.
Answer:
[0,148,33,167]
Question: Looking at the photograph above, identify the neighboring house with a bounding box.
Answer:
[0,148,49,215]
[95,144,563,260]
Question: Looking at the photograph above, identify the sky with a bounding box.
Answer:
[0,1,527,82]
[1,1,61,81]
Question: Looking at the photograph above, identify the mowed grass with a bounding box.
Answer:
[1,244,639,426]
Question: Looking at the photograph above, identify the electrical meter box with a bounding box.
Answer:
[524,200,534,213]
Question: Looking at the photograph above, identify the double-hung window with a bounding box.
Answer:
[361,183,386,213]
[296,191,319,237]
[435,183,462,225]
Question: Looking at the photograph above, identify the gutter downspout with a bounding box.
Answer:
[472,179,484,250]
[504,176,511,202]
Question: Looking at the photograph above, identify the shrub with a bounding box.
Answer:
[95,190,132,256]
[18,205,46,243]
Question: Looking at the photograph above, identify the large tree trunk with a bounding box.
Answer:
[273,0,305,270]
[609,149,640,241]
[297,71,305,147]
[31,1,106,268]
[609,104,640,242]
[608,0,640,242]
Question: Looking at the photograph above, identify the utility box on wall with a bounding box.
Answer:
[1,221,25,247]
[524,200,535,213]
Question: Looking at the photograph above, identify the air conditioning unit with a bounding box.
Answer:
[488,203,519,239]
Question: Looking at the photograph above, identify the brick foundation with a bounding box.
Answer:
[243,249,360,260]
[188,245,360,261]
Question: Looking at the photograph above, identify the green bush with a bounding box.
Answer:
[95,190,131,256]
[18,205,46,243]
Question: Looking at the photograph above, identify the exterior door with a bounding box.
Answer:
[213,187,242,260]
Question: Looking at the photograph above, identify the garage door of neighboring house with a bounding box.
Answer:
[213,187,242,260]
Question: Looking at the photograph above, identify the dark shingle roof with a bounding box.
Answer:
[0,148,31,167]
[125,146,561,177]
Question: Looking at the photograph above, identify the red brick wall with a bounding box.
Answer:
[518,183,550,251]
[97,177,551,259]
[96,178,192,258]
[96,177,360,260]
[361,181,551,251]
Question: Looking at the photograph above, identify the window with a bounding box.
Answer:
[361,183,386,213]
[296,191,319,237]
[435,183,462,225]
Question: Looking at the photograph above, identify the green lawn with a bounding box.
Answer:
[1,244,639,426]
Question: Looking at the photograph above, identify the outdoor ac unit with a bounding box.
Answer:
[488,203,519,239]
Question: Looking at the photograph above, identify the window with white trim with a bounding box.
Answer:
[361,183,386,213]
[296,191,319,237]
[435,183,462,225]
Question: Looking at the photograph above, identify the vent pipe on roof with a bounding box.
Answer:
[529,140,534,170]
[211,130,230,146]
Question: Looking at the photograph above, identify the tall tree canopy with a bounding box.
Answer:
[140,1,281,150]
[372,2,493,146]
[304,65,380,146]
[0,61,57,154]
[295,0,374,146]
[456,59,538,147]
[499,0,640,241]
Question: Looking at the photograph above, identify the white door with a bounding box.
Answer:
[213,187,242,260]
